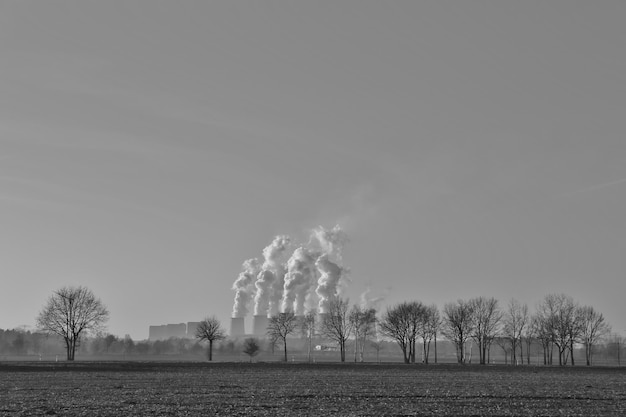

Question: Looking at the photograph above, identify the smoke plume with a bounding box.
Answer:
[310,225,348,313]
[359,286,386,310]
[282,246,318,315]
[232,225,350,319]
[231,258,260,318]
[311,225,349,261]
[253,235,290,316]
[315,253,343,313]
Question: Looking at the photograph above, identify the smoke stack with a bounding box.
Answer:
[230,317,245,337]
[252,315,269,337]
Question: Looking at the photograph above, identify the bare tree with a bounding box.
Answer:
[122,335,134,355]
[379,301,425,364]
[242,338,261,362]
[195,316,226,361]
[370,329,384,363]
[320,298,353,362]
[534,293,582,365]
[553,294,580,366]
[301,310,316,362]
[494,336,511,364]
[521,317,536,365]
[578,305,611,366]
[268,333,280,356]
[36,286,109,361]
[267,311,298,362]
[103,334,118,353]
[349,305,377,362]
[442,299,474,363]
[531,312,554,365]
[418,304,441,364]
[503,298,528,365]
[379,304,411,364]
[358,308,377,362]
[469,297,501,365]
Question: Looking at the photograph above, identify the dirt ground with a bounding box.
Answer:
[0,362,624,416]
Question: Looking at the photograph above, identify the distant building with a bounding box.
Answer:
[186,322,200,338]
[230,317,245,337]
[148,322,200,341]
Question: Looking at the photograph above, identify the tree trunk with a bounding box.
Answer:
[65,338,71,361]
[307,333,312,363]
[68,336,77,361]
[208,340,213,361]
[511,339,516,365]
[283,339,288,362]
[481,343,487,365]
[359,337,365,362]
[401,342,409,364]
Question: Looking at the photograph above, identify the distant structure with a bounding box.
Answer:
[230,317,245,337]
[186,321,200,338]
[252,315,269,337]
[148,322,201,341]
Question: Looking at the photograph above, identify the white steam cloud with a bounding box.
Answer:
[253,235,290,316]
[282,246,318,315]
[359,286,386,310]
[232,225,349,318]
[231,258,261,318]
[315,254,343,313]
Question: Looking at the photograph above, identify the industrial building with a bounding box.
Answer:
[148,322,201,341]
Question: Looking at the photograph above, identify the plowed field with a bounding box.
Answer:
[1,362,624,416]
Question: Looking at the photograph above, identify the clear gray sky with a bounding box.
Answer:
[2,1,625,340]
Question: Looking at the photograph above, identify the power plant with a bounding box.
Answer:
[230,226,349,338]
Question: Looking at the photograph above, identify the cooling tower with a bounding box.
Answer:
[252,315,270,337]
[186,322,200,339]
[230,317,245,337]
[295,315,305,333]
[167,323,187,338]
[316,313,329,336]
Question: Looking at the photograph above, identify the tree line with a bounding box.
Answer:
[382,294,612,366]
[27,286,617,365]
[259,294,613,366]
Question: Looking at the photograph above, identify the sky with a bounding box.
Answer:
[1,1,625,340]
